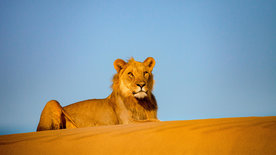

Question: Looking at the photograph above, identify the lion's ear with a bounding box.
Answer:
[114,59,126,72]
[143,57,155,72]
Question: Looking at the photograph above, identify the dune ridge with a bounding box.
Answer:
[1,116,275,154]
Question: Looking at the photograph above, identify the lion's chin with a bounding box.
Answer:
[133,92,147,99]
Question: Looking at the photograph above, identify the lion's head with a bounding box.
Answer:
[112,57,155,99]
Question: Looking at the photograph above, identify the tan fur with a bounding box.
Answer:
[37,57,158,131]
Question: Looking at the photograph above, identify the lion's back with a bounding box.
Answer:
[64,99,119,127]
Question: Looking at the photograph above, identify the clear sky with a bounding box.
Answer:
[0,0,275,135]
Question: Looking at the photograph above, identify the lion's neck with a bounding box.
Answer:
[109,91,157,124]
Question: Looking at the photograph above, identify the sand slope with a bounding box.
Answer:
[0,117,275,155]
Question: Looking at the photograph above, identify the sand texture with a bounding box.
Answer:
[0,116,275,155]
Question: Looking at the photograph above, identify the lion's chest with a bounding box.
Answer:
[115,97,157,123]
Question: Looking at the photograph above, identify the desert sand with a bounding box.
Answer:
[0,116,275,154]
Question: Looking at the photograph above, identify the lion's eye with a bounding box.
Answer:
[128,72,134,77]
[144,71,149,77]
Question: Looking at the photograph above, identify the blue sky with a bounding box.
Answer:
[0,0,275,135]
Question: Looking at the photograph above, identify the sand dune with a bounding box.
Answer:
[0,116,275,154]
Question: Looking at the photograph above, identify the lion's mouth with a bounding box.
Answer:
[133,91,147,99]
[132,90,147,94]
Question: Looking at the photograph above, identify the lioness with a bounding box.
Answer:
[37,57,158,131]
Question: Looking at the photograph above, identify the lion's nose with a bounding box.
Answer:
[136,83,145,89]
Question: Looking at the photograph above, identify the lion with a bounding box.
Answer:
[37,57,158,131]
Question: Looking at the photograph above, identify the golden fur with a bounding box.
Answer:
[37,57,158,131]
